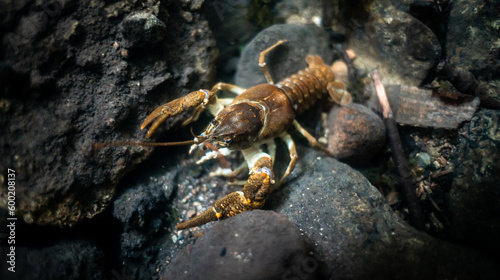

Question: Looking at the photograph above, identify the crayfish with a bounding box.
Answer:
[94,40,351,230]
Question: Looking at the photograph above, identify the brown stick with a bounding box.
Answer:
[371,69,425,231]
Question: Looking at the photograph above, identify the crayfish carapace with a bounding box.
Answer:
[94,40,351,229]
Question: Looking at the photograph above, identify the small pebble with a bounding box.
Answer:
[181,11,193,23]
[432,160,441,169]
[186,209,196,218]
[345,48,356,60]
[437,156,447,166]
[120,12,166,49]
[415,152,432,168]
[327,103,386,163]
[331,60,348,83]
[386,191,399,206]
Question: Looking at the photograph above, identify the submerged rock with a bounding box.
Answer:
[112,160,178,279]
[161,210,315,280]
[445,0,500,103]
[0,239,105,280]
[121,12,166,49]
[450,109,500,262]
[267,148,497,279]
[346,2,441,86]
[0,0,215,227]
[446,0,500,79]
[327,103,385,164]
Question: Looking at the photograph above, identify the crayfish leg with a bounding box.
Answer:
[209,161,248,178]
[258,40,288,84]
[273,132,298,190]
[292,120,332,156]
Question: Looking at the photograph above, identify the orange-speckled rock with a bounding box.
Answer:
[327,103,385,164]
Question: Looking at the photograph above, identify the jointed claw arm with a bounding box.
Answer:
[176,157,274,230]
[141,83,247,138]
[141,89,216,138]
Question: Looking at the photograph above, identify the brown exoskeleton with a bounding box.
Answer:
[94,40,351,229]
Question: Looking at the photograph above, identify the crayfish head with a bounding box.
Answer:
[203,102,264,150]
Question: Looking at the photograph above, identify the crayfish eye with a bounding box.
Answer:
[224,138,232,145]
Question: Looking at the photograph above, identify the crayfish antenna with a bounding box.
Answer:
[92,140,196,150]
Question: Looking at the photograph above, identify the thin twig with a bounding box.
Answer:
[371,69,425,231]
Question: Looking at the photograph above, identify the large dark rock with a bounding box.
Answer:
[204,0,272,74]
[267,148,498,279]
[345,1,441,86]
[446,0,500,77]
[0,0,215,227]
[0,239,105,280]
[445,0,500,101]
[161,210,316,280]
[450,108,500,262]
[112,157,178,279]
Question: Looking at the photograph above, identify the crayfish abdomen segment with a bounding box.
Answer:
[277,55,336,114]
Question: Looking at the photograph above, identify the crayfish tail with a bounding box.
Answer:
[327,81,352,105]
[176,207,218,230]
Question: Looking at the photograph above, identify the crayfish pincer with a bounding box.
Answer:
[94,40,351,230]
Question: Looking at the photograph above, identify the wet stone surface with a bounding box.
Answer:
[345,1,441,86]
[446,0,500,78]
[445,0,500,102]
[327,103,386,164]
[0,239,105,280]
[0,0,216,227]
[109,147,238,278]
[450,108,500,261]
[120,12,167,49]
[267,147,498,279]
[113,166,174,275]
[161,210,316,280]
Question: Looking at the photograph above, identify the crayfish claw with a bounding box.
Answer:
[176,163,275,229]
[176,191,251,230]
[176,206,219,230]
[141,90,216,138]
[141,106,171,138]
